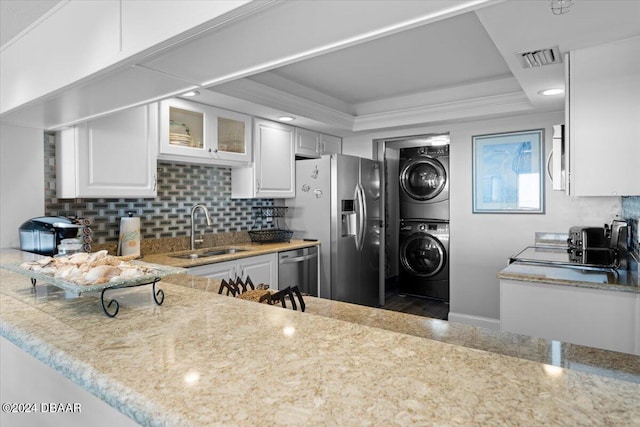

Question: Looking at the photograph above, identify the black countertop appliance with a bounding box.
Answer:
[511,221,630,271]
[19,216,81,256]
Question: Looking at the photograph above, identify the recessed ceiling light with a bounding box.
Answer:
[278,116,295,122]
[182,90,200,97]
[538,88,564,96]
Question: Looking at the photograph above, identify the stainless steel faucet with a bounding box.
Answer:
[190,204,213,250]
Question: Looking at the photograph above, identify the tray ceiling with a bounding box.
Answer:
[206,0,640,135]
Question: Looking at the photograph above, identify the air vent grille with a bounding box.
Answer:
[517,46,562,68]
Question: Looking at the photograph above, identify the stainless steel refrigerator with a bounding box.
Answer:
[287,154,381,307]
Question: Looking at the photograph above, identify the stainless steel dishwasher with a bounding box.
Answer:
[278,246,319,296]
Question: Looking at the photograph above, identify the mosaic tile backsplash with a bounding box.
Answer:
[44,136,274,244]
[622,196,640,255]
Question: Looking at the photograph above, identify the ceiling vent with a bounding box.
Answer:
[516,46,562,68]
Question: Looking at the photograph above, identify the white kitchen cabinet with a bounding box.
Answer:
[500,279,639,355]
[158,98,252,167]
[320,133,342,155]
[232,119,295,198]
[566,36,640,196]
[295,128,321,158]
[295,128,342,158]
[188,259,237,283]
[56,104,158,198]
[239,253,279,289]
[187,253,278,290]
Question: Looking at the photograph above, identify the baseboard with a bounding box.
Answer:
[448,312,500,330]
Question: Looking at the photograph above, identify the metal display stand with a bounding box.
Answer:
[28,276,165,318]
[4,261,184,318]
[99,279,164,318]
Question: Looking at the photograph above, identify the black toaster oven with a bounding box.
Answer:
[567,226,607,250]
[19,216,81,256]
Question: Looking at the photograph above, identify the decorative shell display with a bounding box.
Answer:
[19,250,153,285]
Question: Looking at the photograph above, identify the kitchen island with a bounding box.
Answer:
[2,249,639,426]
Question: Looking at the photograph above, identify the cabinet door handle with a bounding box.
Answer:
[153,174,157,191]
[256,179,261,191]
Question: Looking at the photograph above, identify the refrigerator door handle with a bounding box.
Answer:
[352,186,361,250]
[356,183,367,251]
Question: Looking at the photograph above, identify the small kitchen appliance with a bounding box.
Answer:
[511,220,630,270]
[19,216,82,256]
[567,226,607,250]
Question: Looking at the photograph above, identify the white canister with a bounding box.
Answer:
[117,213,141,257]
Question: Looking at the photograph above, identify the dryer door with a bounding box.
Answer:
[399,158,447,201]
[400,233,446,277]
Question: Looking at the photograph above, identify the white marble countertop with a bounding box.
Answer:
[2,249,640,426]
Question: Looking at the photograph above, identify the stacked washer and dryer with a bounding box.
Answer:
[398,145,450,302]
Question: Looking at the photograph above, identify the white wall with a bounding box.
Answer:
[0,124,45,248]
[342,111,621,327]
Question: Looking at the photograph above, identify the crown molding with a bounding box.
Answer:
[352,92,533,132]
[210,77,534,133]
[353,75,520,116]
[212,78,355,130]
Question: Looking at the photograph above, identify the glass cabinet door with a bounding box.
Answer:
[169,106,204,149]
[218,117,245,154]
[211,108,252,163]
[159,99,211,159]
[159,99,252,165]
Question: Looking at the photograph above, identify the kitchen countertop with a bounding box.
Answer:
[498,261,639,293]
[141,239,320,268]
[2,249,640,426]
[173,273,640,384]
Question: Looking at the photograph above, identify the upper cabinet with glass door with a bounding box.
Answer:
[158,98,252,166]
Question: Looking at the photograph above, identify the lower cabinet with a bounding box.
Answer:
[500,279,639,355]
[187,253,278,290]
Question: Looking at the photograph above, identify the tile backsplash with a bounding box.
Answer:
[44,136,273,244]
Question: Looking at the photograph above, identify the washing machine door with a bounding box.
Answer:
[400,233,445,277]
[399,158,447,201]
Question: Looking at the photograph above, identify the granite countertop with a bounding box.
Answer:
[2,249,640,426]
[141,239,319,268]
[173,273,640,384]
[499,261,639,293]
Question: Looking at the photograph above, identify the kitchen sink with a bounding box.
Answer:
[169,248,248,260]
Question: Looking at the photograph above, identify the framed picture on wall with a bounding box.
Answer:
[472,129,545,214]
